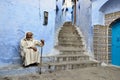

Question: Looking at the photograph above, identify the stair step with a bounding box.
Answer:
[63,22,73,26]
[59,42,83,45]
[59,30,78,33]
[60,49,85,52]
[56,54,89,57]
[60,27,76,30]
[0,65,39,76]
[58,44,84,47]
[59,44,84,48]
[59,41,83,44]
[59,32,79,35]
[59,51,85,55]
[59,34,80,38]
[55,46,85,50]
[58,37,82,40]
[59,39,82,42]
[59,33,79,36]
[45,54,89,62]
[54,61,100,70]
[58,38,82,40]
[48,60,98,66]
[55,56,89,62]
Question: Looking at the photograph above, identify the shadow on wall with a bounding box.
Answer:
[0,29,25,66]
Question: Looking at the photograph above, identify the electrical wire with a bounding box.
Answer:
[38,0,41,21]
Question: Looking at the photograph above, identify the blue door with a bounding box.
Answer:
[112,21,120,66]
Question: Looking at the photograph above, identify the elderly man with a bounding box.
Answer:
[20,32,44,67]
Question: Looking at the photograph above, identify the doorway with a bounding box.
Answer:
[112,20,120,66]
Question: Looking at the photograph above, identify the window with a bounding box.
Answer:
[43,11,48,25]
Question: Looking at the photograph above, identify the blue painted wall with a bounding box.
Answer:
[55,0,64,30]
[100,0,120,14]
[1,0,120,67]
[92,0,120,26]
[55,0,73,30]
[91,0,108,25]
[0,0,56,67]
[76,0,93,54]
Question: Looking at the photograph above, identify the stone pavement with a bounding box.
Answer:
[0,66,120,80]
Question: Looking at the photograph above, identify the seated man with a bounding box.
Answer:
[20,32,44,67]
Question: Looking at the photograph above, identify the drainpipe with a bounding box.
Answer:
[74,0,76,25]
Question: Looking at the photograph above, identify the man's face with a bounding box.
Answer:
[26,32,33,40]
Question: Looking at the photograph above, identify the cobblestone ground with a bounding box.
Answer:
[0,66,120,80]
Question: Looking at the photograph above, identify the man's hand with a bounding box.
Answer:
[32,47,37,52]
[40,40,44,45]
[28,47,32,49]
[28,47,37,52]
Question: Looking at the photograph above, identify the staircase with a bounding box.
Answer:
[51,22,99,70]
[0,22,99,76]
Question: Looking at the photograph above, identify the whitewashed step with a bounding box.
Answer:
[60,27,76,30]
[59,51,85,55]
[59,30,78,34]
[63,22,73,26]
[59,34,80,38]
[55,46,85,51]
[58,44,84,48]
[59,41,83,45]
[58,37,81,40]
[47,60,100,70]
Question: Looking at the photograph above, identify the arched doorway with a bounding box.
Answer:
[111,19,120,66]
